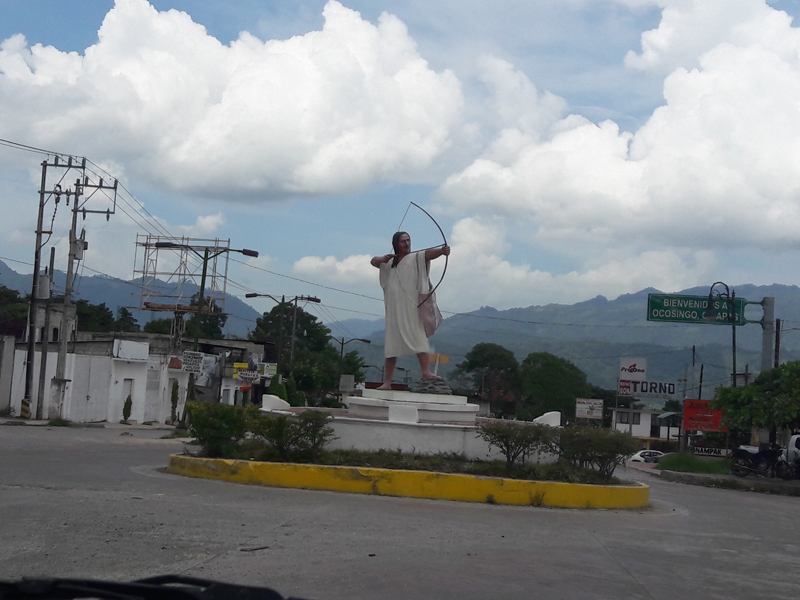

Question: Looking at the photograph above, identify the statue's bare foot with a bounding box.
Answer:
[421,372,441,380]
[376,383,393,390]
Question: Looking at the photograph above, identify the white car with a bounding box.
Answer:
[629,450,665,463]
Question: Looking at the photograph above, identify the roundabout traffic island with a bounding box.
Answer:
[167,453,650,509]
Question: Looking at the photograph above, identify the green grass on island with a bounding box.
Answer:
[657,452,731,474]
[227,441,624,485]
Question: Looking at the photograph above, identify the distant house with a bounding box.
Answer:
[1,331,265,423]
[611,407,682,448]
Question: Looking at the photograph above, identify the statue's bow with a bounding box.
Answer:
[406,201,448,308]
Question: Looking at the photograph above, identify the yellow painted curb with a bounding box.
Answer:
[168,454,649,509]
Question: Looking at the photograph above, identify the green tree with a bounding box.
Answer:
[75,299,115,332]
[266,376,288,401]
[454,343,519,417]
[114,307,140,332]
[517,352,592,423]
[0,286,28,338]
[713,361,800,441]
[143,318,172,334]
[250,300,330,367]
[185,294,227,339]
[662,399,683,413]
[290,345,341,406]
[589,384,617,428]
[340,349,367,383]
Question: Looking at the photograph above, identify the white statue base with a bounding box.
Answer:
[259,391,558,460]
[346,388,479,425]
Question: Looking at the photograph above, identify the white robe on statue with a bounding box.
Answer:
[379,251,430,358]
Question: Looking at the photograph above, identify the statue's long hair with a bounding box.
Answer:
[391,231,409,268]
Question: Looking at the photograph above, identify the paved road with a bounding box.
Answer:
[1,424,798,600]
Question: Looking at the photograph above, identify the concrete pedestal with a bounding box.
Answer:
[347,388,479,424]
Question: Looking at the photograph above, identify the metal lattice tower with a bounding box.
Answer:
[132,235,232,347]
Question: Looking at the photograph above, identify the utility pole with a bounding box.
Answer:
[759,297,775,373]
[24,158,81,418]
[289,295,321,367]
[53,170,117,418]
[35,247,55,420]
[775,318,781,368]
[22,161,50,418]
[52,179,81,419]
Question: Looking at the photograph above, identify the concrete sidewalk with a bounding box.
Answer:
[0,416,177,430]
[626,459,800,497]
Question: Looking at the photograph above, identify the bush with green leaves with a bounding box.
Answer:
[266,377,288,402]
[283,375,306,407]
[170,380,179,423]
[122,394,132,422]
[249,413,295,460]
[186,403,336,461]
[250,410,336,461]
[557,426,638,477]
[477,420,556,471]
[186,402,255,458]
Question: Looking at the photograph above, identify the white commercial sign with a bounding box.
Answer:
[617,356,671,398]
[576,398,603,420]
[619,357,647,381]
[258,363,278,377]
[692,447,732,458]
[618,380,677,400]
[181,351,204,374]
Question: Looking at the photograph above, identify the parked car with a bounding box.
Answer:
[629,450,665,463]
[653,452,672,464]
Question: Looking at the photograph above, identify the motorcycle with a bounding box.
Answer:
[730,444,783,477]
[774,454,800,480]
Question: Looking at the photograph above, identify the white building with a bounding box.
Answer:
[0,332,265,424]
[611,408,682,447]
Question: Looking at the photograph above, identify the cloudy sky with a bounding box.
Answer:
[2,0,800,333]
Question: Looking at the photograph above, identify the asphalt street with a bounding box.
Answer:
[1,424,798,600]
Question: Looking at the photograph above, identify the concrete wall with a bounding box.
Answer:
[10,346,191,424]
[108,359,148,423]
[11,348,60,419]
[108,358,189,424]
[0,336,16,413]
[66,355,113,423]
[327,417,533,462]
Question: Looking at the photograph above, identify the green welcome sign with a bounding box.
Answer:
[647,294,746,325]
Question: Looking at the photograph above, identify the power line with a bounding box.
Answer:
[229,256,383,302]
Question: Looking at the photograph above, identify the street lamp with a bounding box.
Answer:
[365,364,384,382]
[155,241,258,350]
[331,337,370,401]
[156,241,258,427]
[245,292,320,366]
[394,366,410,386]
[703,281,738,387]
[332,337,372,360]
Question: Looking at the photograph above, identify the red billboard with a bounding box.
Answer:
[684,399,726,432]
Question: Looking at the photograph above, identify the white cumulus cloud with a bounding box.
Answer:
[438,217,717,310]
[0,0,463,200]
[293,253,376,285]
[439,0,800,259]
[624,0,797,74]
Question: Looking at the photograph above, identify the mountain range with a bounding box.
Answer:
[0,260,261,339]
[3,260,797,406]
[352,283,800,406]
